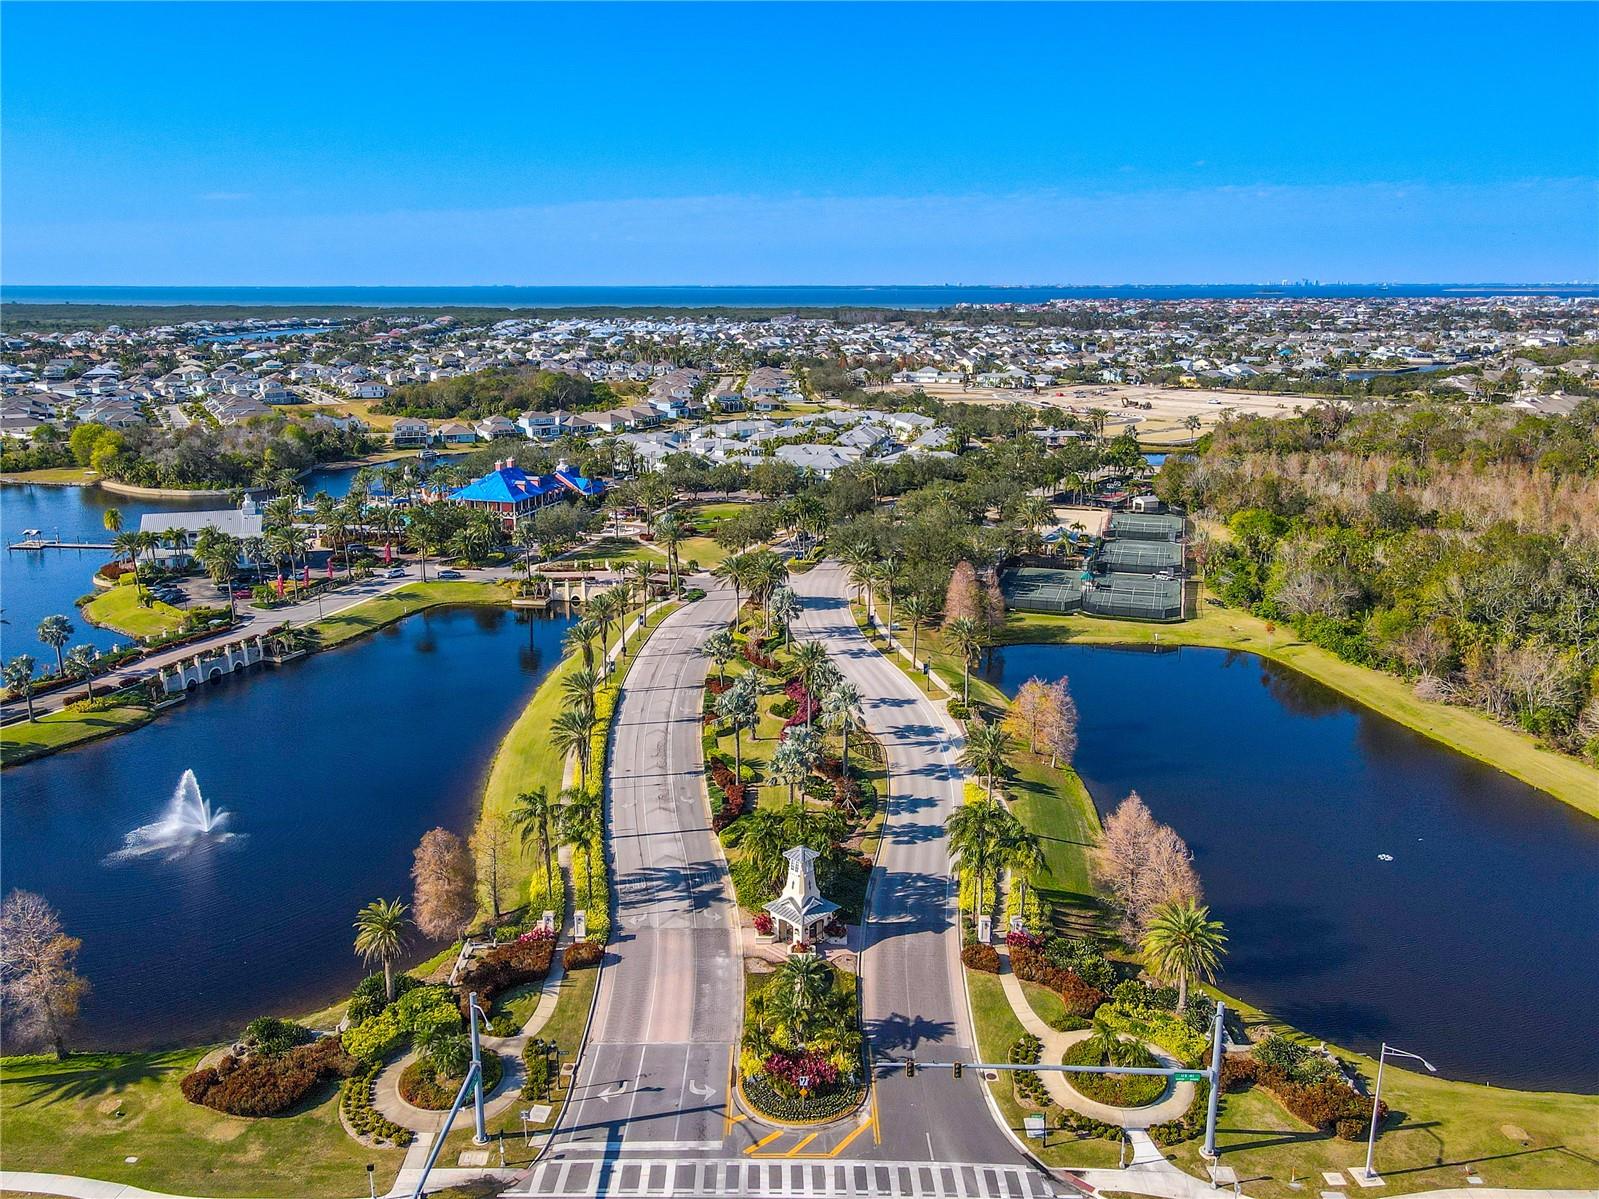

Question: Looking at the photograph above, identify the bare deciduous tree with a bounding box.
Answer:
[0,890,89,1059]
[1091,793,1201,941]
[470,813,514,921]
[942,561,981,630]
[411,828,478,941]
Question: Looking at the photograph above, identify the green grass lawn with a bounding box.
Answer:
[0,465,100,485]
[0,702,154,767]
[82,582,187,639]
[964,969,1122,1169]
[1167,1079,1599,1198]
[1000,598,1599,818]
[310,580,511,649]
[556,536,664,568]
[0,1051,403,1198]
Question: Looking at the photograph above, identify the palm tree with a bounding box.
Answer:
[899,594,933,668]
[769,586,800,650]
[513,518,541,585]
[820,679,861,777]
[630,560,655,621]
[791,641,830,730]
[877,556,901,634]
[565,618,599,674]
[652,513,683,592]
[961,720,1014,803]
[996,811,1044,913]
[771,725,818,811]
[550,707,595,784]
[588,588,623,677]
[773,951,834,1032]
[750,552,789,631]
[353,898,411,1002]
[4,654,38,721]
[716,671,760,777]
[112,530,147,601]
[742,808,789,890]
[509,787,558,903]
[102,507,123,537]
[948,801,1006,919]
[558,789,605,902]
[944,616,982,705]
[36,615,72,676]
[712,553,749,631]
[561,666,598,725]
[702,628,736,684]
[1142,899,1228,1012]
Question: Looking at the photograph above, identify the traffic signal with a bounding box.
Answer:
[905,1058,916,1078]
[952,1062,963,1079]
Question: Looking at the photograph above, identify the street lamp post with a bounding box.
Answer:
[468,991,489,1145]
[1364,1043,1436,1181]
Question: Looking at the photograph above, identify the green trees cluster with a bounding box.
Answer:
[1161,401,1599,759]
[376,368,606,420]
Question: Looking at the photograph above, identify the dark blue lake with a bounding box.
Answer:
[0,605,571,1050]
[981,642,1599,1093]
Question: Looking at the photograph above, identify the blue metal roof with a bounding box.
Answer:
[450,466,563,505]
[554,469,605,497]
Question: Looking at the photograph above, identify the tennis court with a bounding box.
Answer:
[1080,573,1184,620]
[1107,512,1185,542]
[1095,539,1184,574]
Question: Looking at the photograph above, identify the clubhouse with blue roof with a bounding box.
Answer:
[447,457,606,528]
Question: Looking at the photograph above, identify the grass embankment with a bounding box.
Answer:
[1000,601,1599,819]
[0,1051,402,1198]
[0,702,154,767]
[309,580,511,649]
[674,499,750,569]
[0,465,98,485]
[81,581,187,639]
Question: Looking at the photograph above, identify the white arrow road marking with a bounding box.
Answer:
[599,1081,628,1103]
[687,1080,713,1099]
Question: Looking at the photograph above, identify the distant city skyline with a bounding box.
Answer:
[2,2,1595,285]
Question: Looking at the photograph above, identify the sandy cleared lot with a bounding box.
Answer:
[870,380,1325,444]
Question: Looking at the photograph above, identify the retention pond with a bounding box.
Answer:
[982,642,1599,1093]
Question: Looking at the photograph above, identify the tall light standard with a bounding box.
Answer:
[1364,1043,1436,1181]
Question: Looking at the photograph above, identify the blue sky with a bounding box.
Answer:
[2,2,1595,285]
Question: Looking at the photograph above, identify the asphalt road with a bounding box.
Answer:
[791,563,1027,1168]
[544,588,748,1158]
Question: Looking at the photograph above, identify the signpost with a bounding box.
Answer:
[1174,1071,1205,1082]
[1024,1114,1046,1141]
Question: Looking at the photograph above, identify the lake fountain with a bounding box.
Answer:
[106,769,237,862]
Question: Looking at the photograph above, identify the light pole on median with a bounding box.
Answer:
[468,991,489,1145]
[1364,1042,1436,1181]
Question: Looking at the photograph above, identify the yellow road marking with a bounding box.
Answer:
[785,1133,818,1156]
[745,1130,784,1155]
[828,1121,870,1157]
[870,1085,881,1145]
[723,1047,743,1134]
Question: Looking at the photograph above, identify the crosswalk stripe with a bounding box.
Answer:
[510,1157,1060,1198]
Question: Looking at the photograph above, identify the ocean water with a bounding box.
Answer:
[5,283,1597,310]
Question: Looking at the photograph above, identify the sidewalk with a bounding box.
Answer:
[995,942,1195,1129]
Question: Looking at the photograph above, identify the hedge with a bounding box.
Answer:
[961,943,1001,973]
[1097,1002,1209,1066]
[1008,947,1106,1016]
[340,1062,414,1147]
[181,1035,356,1117]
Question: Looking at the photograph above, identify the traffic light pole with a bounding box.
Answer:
[893,1004,1229,1162]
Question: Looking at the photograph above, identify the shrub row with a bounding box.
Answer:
[456,931,555,1015]
[340,1062,414,1147]
[961,943,1001,973]
[181,1035,356,1117]
[1009,947,1107,1016]
[1147,1077,1211,1145]
[563,939,603,969]
[709,759,749,832]
[1008,1034,1052,1109]
[1228,1055,1385,1139]
[522,1037,557,1100]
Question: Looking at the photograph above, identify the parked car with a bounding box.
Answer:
[386,566,408,578]
[437,569,463,579]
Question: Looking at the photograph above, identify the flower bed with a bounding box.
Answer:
[961,943,1001,973]
[181,1034,356,1117]
[398,1051,504,1110]
[1224,1045,1386,1139]
[563,938,603,969]
[741,1065,863,1124]
[1060,1038,1167,1108]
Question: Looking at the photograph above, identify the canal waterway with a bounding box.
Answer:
[0,604,573,1049]
[981,642,1599,1093]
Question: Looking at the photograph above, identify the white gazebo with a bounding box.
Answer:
[763,846,839,946]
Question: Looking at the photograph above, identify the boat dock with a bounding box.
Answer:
[7,538,115,551]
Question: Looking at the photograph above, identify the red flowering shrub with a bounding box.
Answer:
[762,1050,840,1090]
[1006,929,1043,950]
[709,761,747,831]
[743,643,778,671]
[1009,947,1106,1015]
[781,680,818,729]
[180,1036,356,1116]
[961,943,1001,973]
[1221,1055,1385,1137]
[457,934,556,1013]
[753,912,775,936]
[707,678,730,697]
[563,940,603,969]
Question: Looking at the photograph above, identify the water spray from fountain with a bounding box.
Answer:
[106,769,240,863]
